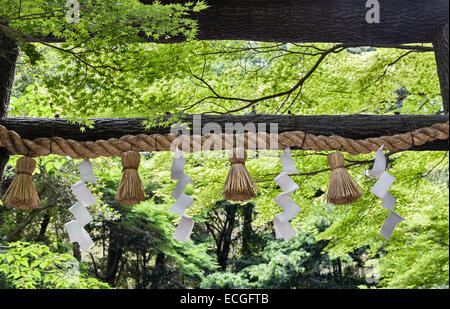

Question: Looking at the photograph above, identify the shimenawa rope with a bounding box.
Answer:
[0,122,448,158]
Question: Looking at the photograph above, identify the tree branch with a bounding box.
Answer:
[188,43,350,114]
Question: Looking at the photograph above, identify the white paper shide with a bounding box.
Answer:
[169,148,195,242]
[368,145,404,240]
[273,148,302,240]
[64,159,97,251]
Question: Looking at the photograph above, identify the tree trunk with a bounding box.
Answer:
[337,258,343,279]
[1,115,447,151]
[36,213,51,242]
[241,203,254,258]
[105,226,123,286]
[72,243,81,261]
[0,32,18,185]
[433,23,449,114]
[217,203,238,271]
[150,253,166,289]
[155,253,166,273]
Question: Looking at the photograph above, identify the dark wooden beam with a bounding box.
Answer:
[1,115,448,151]
[11,0,450,45]
[433,22,449,114]
[148,0,449,44]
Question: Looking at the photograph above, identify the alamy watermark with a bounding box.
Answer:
[366,0,380,24]
[64,2,380,26]
[169,115,280,161]
[66,0,80,24]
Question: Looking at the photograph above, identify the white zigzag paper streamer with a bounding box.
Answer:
[169,148,194,242]
[78,159,97,183]
[273,148,301,240]
[369,145,404,240]
[64,159,97,251]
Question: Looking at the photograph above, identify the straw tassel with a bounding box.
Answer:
[115,151,145,205]
[326,152,361,205]
[3,156,40,209]
[222,149,257,202]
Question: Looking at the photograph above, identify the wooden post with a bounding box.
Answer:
[0,31,19,186]
[433,23,449,114]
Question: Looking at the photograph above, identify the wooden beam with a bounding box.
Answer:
[148,0,449,44]
[13,0,450,45]
[1,115,448,151]
[433,22,449,114]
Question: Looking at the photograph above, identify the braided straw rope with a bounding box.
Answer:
[0,122,448,158]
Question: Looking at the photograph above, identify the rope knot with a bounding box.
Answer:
[328,152,345,170]
[115,150,145,205]
[121,151,141,169]
[229,148,247,165]
[17,172,32,176]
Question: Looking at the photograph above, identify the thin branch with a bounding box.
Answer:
[89,252,103,279]
[376,50,415,83]
[5,200,57,241]
[0,245,17,249]
[188,43,349,115]
[420,151,448,179]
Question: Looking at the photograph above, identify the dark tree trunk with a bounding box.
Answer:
[105,227,123,286]
[36,213,51,242]
[0,32,18,185]
[150,253,166,289]
[216,204,238,271]
[155,253,166,272]
[337,258,343,279]
[433,23,449,114]
[0,33,17,117]
[241,203,254,258]
[72,243,81,261]
[1,115,447,151]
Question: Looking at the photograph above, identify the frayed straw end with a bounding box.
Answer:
[3,157,40,210]
[223,150,257,202]
[326,152,361,205]
[115,151,145,205]
[326,168,361,205]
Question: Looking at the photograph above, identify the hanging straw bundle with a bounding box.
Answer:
[223,149,258,202]
[115,151,145,205]
[326,152,361,205]
[3,156,40,209]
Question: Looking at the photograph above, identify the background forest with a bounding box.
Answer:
[0,0,448,289]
